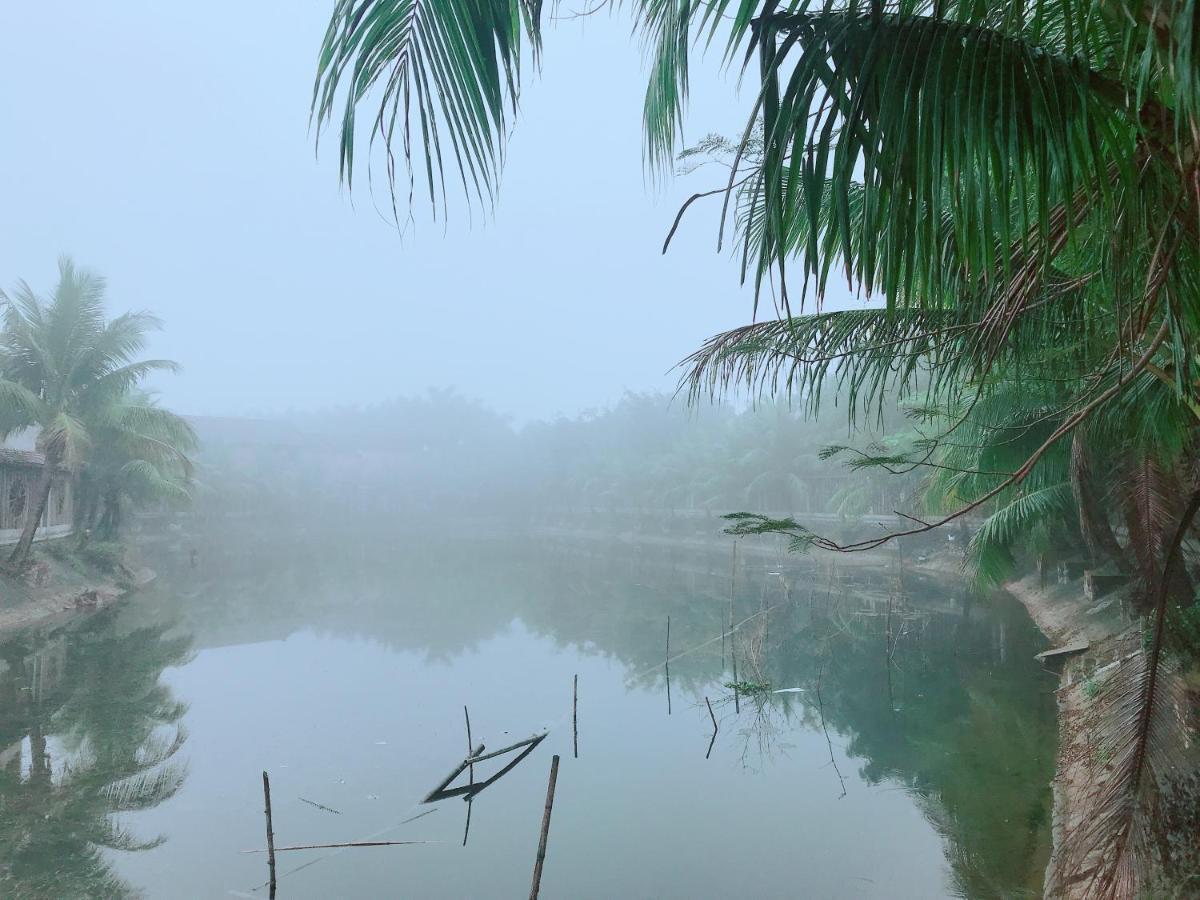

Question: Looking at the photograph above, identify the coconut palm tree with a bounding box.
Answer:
[311,0,1199,546]
[75,390,197,543]
[0,258,180,567]
[312,2,1200,893]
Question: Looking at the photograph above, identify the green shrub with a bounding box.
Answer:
[79,541,125,574]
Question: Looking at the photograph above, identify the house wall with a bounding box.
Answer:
[0,464,73,545]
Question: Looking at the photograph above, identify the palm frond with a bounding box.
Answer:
[679,309,956,422]
[967,482,1072,587]
[1052,644,1200,897]
[312,0,543,218]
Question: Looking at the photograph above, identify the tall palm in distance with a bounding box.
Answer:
[75,390,197,543]
[0,258,181,567]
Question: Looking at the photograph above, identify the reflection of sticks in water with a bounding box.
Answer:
[624,600,790,685]
[725,541,737,669]
[731,608,740,715]
[463,704,475,847]
[665,615,672,715]
[573,674,579,758]
[423,734,547,803]
[298,797,342,815]
[528,755,561,900]
[262,772,277,898]
[815,661,848,799]
[243,840,434,853]
[762,582,770,649]
[704,696,719,760]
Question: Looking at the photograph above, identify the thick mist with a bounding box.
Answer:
[0,2,863,423]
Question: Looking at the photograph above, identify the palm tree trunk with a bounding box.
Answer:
[8,455,57,568]
[1070,433,1130,571]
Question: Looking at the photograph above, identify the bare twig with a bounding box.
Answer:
[298,797,342,815]
[243,840,433,853]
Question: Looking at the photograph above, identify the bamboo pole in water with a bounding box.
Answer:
[464,705,474,785]
[262,771,277,898]
[529,755,560,900]
[572,674,578,758]
[665,616,672,715]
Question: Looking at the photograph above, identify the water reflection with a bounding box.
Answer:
[2,530,1056,897]
[0,612,191,898]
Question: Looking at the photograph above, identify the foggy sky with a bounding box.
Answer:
[0,1,854,421]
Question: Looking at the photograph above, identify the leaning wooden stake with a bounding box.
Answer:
[262,771,277,898]
[529,755,560,900]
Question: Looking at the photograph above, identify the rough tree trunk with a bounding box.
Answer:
[97,489,122,540]
[1070,433,1130,571]
[8,455,57,569]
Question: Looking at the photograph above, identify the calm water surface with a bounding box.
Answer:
[0,532,1057,898]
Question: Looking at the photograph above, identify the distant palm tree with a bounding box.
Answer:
[76,390,197,542]
[0,258,179,567]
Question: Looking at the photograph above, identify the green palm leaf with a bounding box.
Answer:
[313,0,543,217]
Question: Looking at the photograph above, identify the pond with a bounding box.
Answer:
[0,531,1057,898]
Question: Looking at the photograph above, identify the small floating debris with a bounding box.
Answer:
[724,680,772,696]
[772,687,807,694]
[298,797,342,815]
[1035,641,1090,666]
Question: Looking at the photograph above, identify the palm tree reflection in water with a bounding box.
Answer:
[0,612,191,898]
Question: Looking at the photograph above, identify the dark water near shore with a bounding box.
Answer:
[0,533,1057,898]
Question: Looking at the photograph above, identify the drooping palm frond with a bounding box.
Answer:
[1052,643,1199,898]
[1120,454,1196,610]
[1050,488,1200,898]
[312,0,544,218]
[967,482,1072,587]
[679,309,957,421]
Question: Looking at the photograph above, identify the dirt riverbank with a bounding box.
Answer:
[1002,572,1198,898]
[0,543,152,638]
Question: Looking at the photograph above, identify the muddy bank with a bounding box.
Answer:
[1003,572,1198,898]
[0,543,153,638]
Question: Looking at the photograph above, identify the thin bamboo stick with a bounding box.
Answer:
[464,705,474,785]
[262,771,277,898]
[528,755,560,900]
[665,615,672,715]
[572,674,578,758]
[242,840,433,853]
